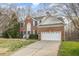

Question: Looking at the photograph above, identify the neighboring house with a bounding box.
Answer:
[20,14,64,41]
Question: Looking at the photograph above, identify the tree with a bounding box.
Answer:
[62,3,79,30]
[3,23,20,38]
[48,3,79,40]
[0,9,20,38]
[49,3,79,30]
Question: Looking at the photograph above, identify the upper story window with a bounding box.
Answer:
[40,20,41,23]
[33,21,37,26]
[35,21,37,26]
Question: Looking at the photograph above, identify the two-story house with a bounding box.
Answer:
[20,13,64,41]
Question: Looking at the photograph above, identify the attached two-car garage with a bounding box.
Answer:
[38,26,64,41]
[37,16,64,41]
[41,32,61,41]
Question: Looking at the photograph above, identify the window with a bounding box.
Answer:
[28,31,31,34]
[20,23,23,27]
[35,21,37,26]
[33,21,37,26]
[33,30,37,34]
[23,31,26,35]
[20,31,23,38]
[33,21,35,26]
[40,20,41,23]
[27,23,31,31]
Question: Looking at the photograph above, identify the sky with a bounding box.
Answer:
[0,3,69,24]
[0,3,40,9]
[0,3,41,20]
[0,3,66,17]
[0,3,61,20]
[15,3,40,9]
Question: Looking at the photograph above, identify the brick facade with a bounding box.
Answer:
[24,15,38,38]
[25,16,33,34]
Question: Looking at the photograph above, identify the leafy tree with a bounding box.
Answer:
[3,23,20,38]
[2,10,20,38]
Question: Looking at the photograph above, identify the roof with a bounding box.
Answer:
[32,16,46,21]
[39,15,64,26]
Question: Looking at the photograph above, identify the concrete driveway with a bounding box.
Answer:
[11,40,60,56]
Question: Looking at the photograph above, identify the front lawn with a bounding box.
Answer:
[0,38,37,56]
[58,41,79,56]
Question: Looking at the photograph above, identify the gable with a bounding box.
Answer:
[39,16,64,26]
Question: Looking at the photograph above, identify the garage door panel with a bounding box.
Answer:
[41,32,61,41]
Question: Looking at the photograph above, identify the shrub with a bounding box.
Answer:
[29,34,38,39]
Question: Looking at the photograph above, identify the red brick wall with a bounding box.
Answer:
[24,16,39,33]
[25,16,33,32]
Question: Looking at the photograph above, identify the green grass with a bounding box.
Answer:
[58,41,79,56]
[0,39,37,55]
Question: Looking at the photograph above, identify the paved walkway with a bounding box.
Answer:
[11,40,60,56]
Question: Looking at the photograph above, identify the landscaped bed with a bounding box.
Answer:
[0,38,37,56]
[58,41,79,56]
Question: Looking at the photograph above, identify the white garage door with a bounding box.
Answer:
[41,32,61,41]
